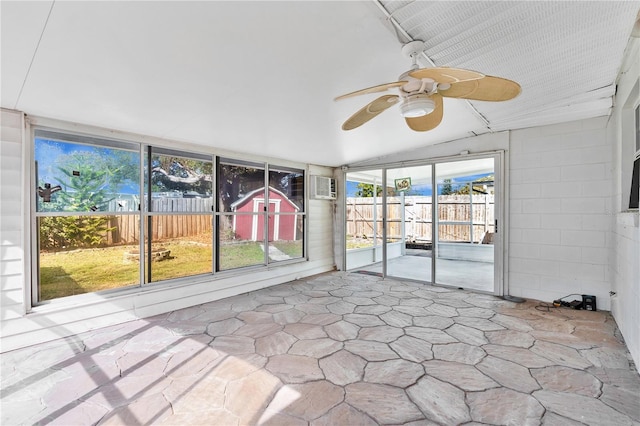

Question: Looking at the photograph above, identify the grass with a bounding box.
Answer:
[39,238,305,301]
[271,240,303,258]
[41,242,211,300]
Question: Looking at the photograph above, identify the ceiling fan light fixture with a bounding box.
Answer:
[400,95,436,118]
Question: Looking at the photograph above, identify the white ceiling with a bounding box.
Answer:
[2,1,639,167]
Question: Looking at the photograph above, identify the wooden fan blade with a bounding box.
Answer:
[342,95,400,130]
[440,76,521,101]
[335,81,407,101]
[405,93,443,132]
[409,67,484,83]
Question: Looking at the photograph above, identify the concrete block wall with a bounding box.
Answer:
[508,117,614,310]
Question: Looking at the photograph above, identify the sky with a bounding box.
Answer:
[346,172,493,197]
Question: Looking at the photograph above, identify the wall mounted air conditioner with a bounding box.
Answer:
[310,175,336,200]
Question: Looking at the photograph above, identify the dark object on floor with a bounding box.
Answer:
[582,294,597,311]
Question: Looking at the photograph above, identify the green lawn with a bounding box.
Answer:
[39,239,306,300]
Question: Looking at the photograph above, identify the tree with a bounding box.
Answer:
[440,179,454,195]
[355,183,383,197]
[39,150,138,249]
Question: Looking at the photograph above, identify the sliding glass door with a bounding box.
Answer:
[434,158,496,292]
[345,153,501,294]
[384,165,433,282]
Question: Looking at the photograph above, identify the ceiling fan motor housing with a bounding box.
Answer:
[400,94,436,118]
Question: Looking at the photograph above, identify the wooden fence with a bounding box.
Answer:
[106,198,213,244]
[347,195,494,243]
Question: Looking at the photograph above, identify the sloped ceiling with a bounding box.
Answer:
[1,1,638,167]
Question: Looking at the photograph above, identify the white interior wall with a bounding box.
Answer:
[0,111,336,353]
[1,109,26,325]
[608,36,640,370]
[508,117,613,309]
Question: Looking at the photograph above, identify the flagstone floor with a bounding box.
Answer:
[1,272,639,425]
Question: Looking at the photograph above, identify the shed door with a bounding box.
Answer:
[255,200,277,241]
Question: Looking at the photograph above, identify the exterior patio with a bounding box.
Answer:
[2,272,638,425]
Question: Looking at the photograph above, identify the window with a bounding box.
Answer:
[34,131,140,301]
[145,147,213,282]
[216,158,305,271]
[32,130,306,304]
[629,105,639,209]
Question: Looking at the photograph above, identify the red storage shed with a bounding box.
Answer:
[230,187,299,241]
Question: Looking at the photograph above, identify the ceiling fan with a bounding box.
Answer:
[335,41,521,132]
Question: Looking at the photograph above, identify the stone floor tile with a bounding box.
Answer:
[267,381,344,421]
[357,325,404,343]
[393,305,429,317]
[468,387,544,425]
[423,360,499,391]
[255,331,298,357]
[288,338,342,358]
[476,355,541,393]
[234,323,283,339]
[445,323,489,346]
[326,300,356,315]
[2,271,639,426]
[456,306,496,319]
[435,298,474,308]
[346,382,424,424]
[272,308,307,325]
[390,335,434,362]
[491,313,534,332]
[406,326,458,344]
[531,365,601,397]
[310,402,377,426]
[412,315,455,330]
[265,354,323,383]
[37,400,110,426]
[453,316,505,331]
[530,340,593,369]
[209,335,256,355]
[599,383,640,421]
[540,411,586,425]
[483,344,556,368]
[324,320,360,341]
[343,313,386,327]
[319,350,366,386]
[344,340,400,361]
[81,374,171,412]
[407,375,471,425]
[533,389,635,425]
[256,303,294,314]
[364,359,424,387]
[373,294,401,306]
[210,353,267,382]
[206,317,244,337]
[224,369,283,423]
[161,373,226,414]
[299,313,341,326]
[379,310,414,327]
[284,294,311,305]
[580,347,631,369]
[257,409,307,426]
[432,342,486,364]
[283,323,328,340]
[96,392,172,425]
[530,330,596,350]
[424,303,458,317]
[486,329,535,348]
[237,311,276,323]
[354,304,393,315]
[162,408,240,426]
